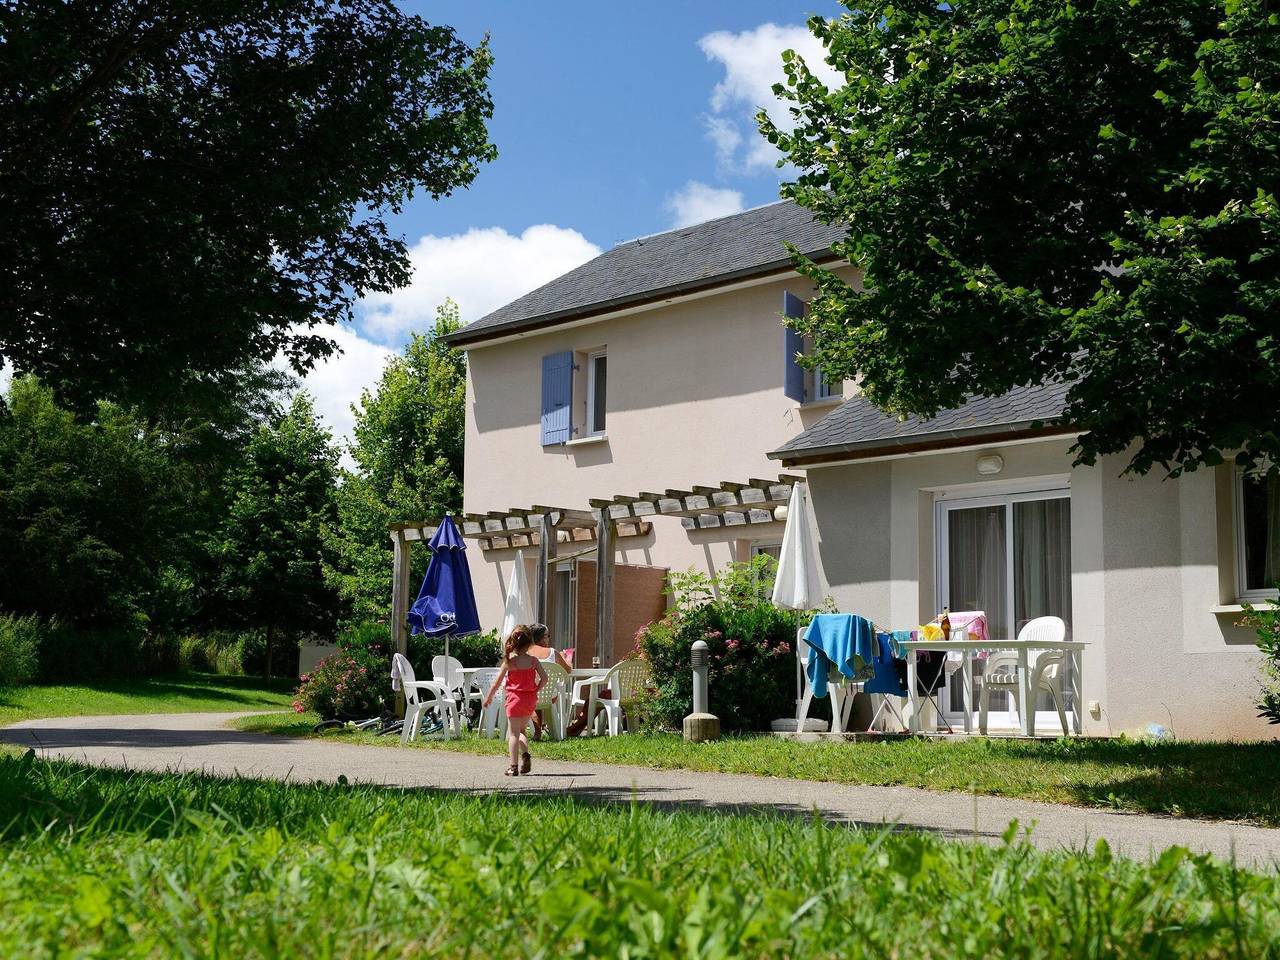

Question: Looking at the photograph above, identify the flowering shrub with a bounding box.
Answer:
[1243,594,1280,725]
[637,555,826,732]
[295,646,386,720]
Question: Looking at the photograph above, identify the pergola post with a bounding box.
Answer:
[595,512,616,666]
[389,529,413,715]
[535,511,557,633]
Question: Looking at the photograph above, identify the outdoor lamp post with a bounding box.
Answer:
[683,639,720,742]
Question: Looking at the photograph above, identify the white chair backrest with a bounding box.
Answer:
[538,662,569,706]
[393,653,420,705]
[472,666,501,700]
[606,658,650,701]
[1017,616,1067,645]
[432,655,465,688]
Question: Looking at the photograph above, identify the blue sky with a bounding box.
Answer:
[304,1,846,443]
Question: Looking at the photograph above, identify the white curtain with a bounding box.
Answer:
[1015,498,1072,633]
[948,505,1008,640]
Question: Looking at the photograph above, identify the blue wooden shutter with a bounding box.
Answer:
[783,291,806,403]
[540,351,573,445]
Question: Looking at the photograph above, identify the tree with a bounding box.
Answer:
[218,392,340,677]
[765,0,1280,476]
[327,300,466,620]
[0,1,495,415]
[0,376,188,627]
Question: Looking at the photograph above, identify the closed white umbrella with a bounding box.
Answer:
[501,550,535,641]
[771,482,821,721]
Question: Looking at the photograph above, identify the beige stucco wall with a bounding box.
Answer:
[460,270,856,637]
[804,439,1270,741]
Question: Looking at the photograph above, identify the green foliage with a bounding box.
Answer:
[1242,595,1280,724]
[217,393,341,677]
[767,1,1280,477]
[3,758,1280,957]
[639,555,819,732]
[408,627,502,670]
[0,615,38,687]
[0,1,494,415]
[327,301,468,620]
[0,377,189,627]
[176,631,259,677]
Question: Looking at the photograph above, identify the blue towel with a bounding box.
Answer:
[864,631,909,697]
[803,614,875,696]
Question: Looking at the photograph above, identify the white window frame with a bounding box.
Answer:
[1234,468,1280,602]
[934,484,1072,729]
[585,350,607,437]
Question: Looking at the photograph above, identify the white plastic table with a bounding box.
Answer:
[569,667,610,735]
[899,638,1087,737]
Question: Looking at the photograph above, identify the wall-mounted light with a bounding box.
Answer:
[773,504,789,521]
[976,454,1005,476]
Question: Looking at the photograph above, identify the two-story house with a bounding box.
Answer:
[442,200,1275,739]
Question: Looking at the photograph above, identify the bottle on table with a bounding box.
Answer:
[939,606,951,640]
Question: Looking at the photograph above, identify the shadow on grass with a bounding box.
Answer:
[0,750,977,847]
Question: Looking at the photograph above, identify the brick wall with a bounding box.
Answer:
[574,560,668,666]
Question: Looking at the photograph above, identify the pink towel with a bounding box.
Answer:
[950,611,989,643]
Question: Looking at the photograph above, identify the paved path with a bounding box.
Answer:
[4,712,1279,869]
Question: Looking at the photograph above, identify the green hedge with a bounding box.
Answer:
[0,616,40,687]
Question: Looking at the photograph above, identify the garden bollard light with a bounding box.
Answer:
[683,639,720,742]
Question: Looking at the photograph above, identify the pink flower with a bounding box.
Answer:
[292,700,304,713]
[779,642,791,653]
[726,638,740,651]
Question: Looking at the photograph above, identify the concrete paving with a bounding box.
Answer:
[4,711,1279,869]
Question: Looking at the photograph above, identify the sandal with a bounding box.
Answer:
[504,764,519,777]
[520,752,531,775]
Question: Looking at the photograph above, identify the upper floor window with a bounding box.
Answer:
[540,347,607,446]
[1237,470,1280,599]
[783,290,841,405]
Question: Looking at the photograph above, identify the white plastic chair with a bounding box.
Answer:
[796,634,856,734]
[572,658,651,736]
[432,655,481,721]
[472,667,504,739]
[978,616,1069,736]
[534,661,570,740]
[393,653,459,744]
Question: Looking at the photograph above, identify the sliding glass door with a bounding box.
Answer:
[937,489,1072,727]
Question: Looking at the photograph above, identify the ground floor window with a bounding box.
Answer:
[936,488,1072,724]
[1237,470,1280,600]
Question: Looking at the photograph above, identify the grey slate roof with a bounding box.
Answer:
[444,200,846,346]
[769,381,1073,464]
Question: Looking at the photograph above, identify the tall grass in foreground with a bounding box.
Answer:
[1,752,1278,958]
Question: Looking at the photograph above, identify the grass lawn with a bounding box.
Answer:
[0,673,294,727]
[238,712,1280,826]
[1,752,1277,958]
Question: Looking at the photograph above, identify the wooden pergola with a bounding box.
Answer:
[388,474,799,666]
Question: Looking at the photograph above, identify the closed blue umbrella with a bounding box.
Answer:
[408,517,480,670]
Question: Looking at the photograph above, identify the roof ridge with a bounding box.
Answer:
[617,197,793,248]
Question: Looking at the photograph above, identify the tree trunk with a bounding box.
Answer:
[264,623,274,681]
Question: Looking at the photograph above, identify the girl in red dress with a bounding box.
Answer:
[483,624,547,776]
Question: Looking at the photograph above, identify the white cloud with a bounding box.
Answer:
[0,360,11,396]
[698,22,842,173]
[289,324,395,461]
[665,181,745,228]
[360,224,601,343]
